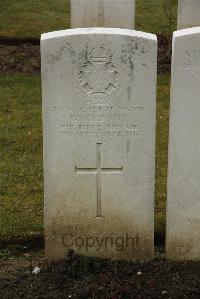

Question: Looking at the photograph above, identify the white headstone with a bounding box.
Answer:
[178,0,200,29]
[166,27,200,260]
[41,28,157,261]
[71,0,135,29]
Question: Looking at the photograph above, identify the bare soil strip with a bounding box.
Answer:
[0,35,171,75]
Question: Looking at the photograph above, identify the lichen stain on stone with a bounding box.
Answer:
[45,42,77,66]
[128,58,134,78]
[127,86,132,102]
[119,43,137,78]
[126,139,130,154]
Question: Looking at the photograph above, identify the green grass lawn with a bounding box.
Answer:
[156,75,170,237]
[0,74,169,241]
[0,75,43,239]
[0,0,177,39]
[136,0,177,35]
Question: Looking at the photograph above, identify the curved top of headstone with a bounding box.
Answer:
[173,26,200,39]
[41,28,156,42]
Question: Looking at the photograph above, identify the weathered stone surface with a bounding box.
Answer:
[178,0,200,29]
[71,0,135,29]
[41,28,157,261]
[166,27,200,261]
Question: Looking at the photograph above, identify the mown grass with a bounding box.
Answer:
[136,0,178,35]
[155,75,170,237]
[0,75,43,239]
[0,0,177,39]
[0,74,170,240]
[0,0,70,38]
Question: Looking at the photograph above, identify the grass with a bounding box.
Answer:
[155,75,170,237]
[0,74,170,240]
[0,0,70,39]
[136,0,178,35]
[0,75,43,239]
[0,0,177,39]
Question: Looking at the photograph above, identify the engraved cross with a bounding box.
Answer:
[75,143,123,218]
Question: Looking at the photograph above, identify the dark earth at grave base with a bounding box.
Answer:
[0,238,200,299]
[0,35,171,75]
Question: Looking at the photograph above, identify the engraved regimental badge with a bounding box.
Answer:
[74,45,121,105]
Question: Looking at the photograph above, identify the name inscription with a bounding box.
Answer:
[52,105,145,139]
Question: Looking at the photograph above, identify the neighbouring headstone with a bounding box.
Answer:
[71,0,135,29]
[178,0,200,29]
[41,28,157,261]
[166,27,200,260]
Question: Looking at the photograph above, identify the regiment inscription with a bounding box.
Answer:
[52,104,144,138]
